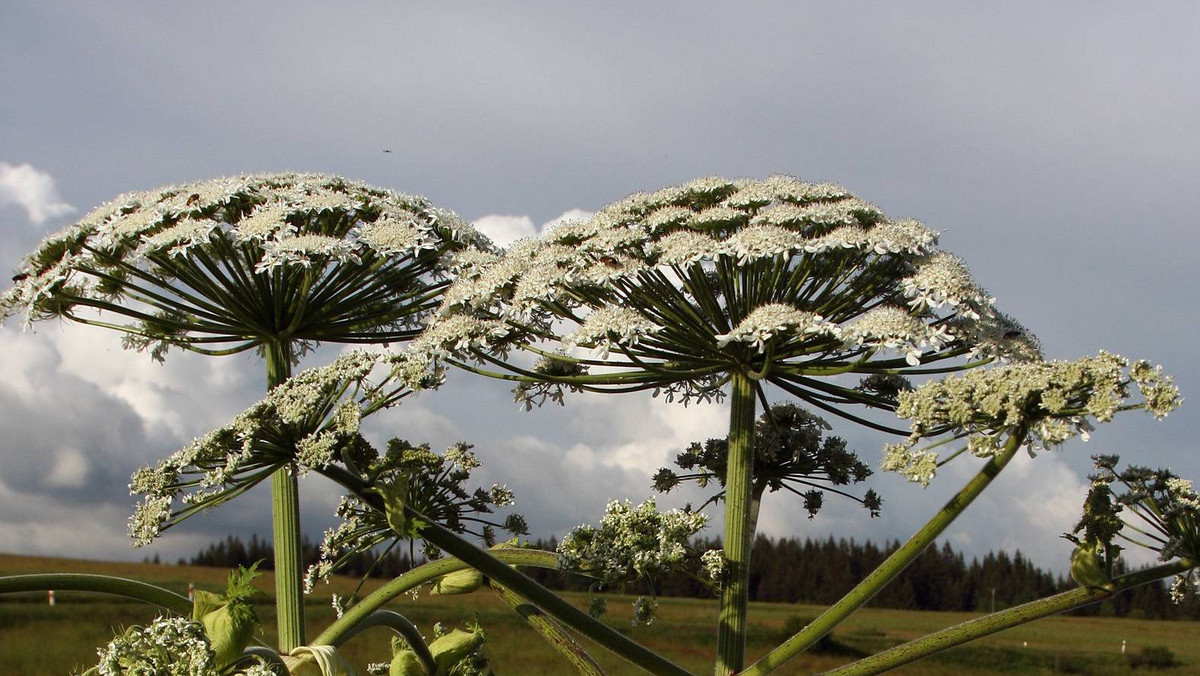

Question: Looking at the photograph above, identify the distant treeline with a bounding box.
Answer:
[178,533,1200,620]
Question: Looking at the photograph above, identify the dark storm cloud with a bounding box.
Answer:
[1,2,1197,569]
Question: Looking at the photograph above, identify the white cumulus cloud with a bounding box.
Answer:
[471,209,595,248]
[0,162,75,225]
[471,214,536,248]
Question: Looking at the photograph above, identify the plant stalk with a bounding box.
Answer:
[716,371,757,675]
[266,341,305,653]
[492,581,608,676]
[822,558,1197,676]
[742,424,1029,676]
[316,464,696,675]
[0,573,191,614]
[315,548,561,646]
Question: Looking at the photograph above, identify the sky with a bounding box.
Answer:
[1,2,1198,575]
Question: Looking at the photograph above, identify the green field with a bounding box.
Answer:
[2,554,1197,675]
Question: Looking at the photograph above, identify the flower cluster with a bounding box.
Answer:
[882,353,1180,486]
[89,616,216,676]
[2,172,486,357]
[700,548,727,584]
[1068,455,1200,602]
[417,175,1037,426]
[557,498,708,585]
[304,440,528,591]
[655,404,880,518]
[128,350,438,546]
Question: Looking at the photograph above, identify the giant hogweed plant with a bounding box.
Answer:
[0,175,1193,676]
[0,173,523,662]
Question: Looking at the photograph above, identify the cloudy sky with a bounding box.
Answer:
[2,3,1198,574]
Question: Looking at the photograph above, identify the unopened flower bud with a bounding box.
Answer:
[430,568,484,596]
[1070,542,1113,591]
[388,648,424,676]
[193,564,262,667]
[428,625,485,674]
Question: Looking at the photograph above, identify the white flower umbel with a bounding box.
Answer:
[423,174,1034,423]
[715,304,836,353]
[127,350,426,545]
[884,352,1181,485]
[568,306,660,358]
[902,252,994,320]
[841,305,952,366]
[92,616,216,676]
[418,174,1041,674]
[1,172,487,357]
[557,498,708,585]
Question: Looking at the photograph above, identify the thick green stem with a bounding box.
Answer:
[742,425,1029,676]
[0,573,191,614]
[717,372,757,675]
[492,582,608,676]
[822,558,1197,676]
[314,523,692,675]
[417,518,695,676]
[266,341,305,652]
[315,466,696,676]
[316,548,560,646]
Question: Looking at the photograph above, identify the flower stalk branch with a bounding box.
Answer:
[742,424,1030,676]
[822,558,1197,676]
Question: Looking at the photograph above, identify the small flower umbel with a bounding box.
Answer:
[83,616,217,676]
[305,439,529,592]
[882,352,1180,486]
[128,350,439,547]
[654,403,880,527]
[1,172,484,357]
[1068,455,1200,601]
[557,498,709,625]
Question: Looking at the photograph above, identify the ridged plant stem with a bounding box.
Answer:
[716,372,757,676]
[312,462,697,676]
[492,582,608,676]
[742,424,1030,676]
[266,341,305,653]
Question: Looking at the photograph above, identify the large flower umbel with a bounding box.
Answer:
[424,175,1038,423]
[1,172,485,358]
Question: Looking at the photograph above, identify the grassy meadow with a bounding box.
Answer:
[1,553,1197,675]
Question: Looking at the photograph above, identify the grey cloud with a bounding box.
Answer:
[2,2,1197,572]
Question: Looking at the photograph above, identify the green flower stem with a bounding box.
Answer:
[266,341,305,653]
[717,371,757,676]
[315,548,560,646]
[414,517,695,676]
[742,424,1030,676]
[333,610,436,676]
[0,573,191,614]
[491,581,608,676]
[310,511,693,676]
[821,558,1197,676]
